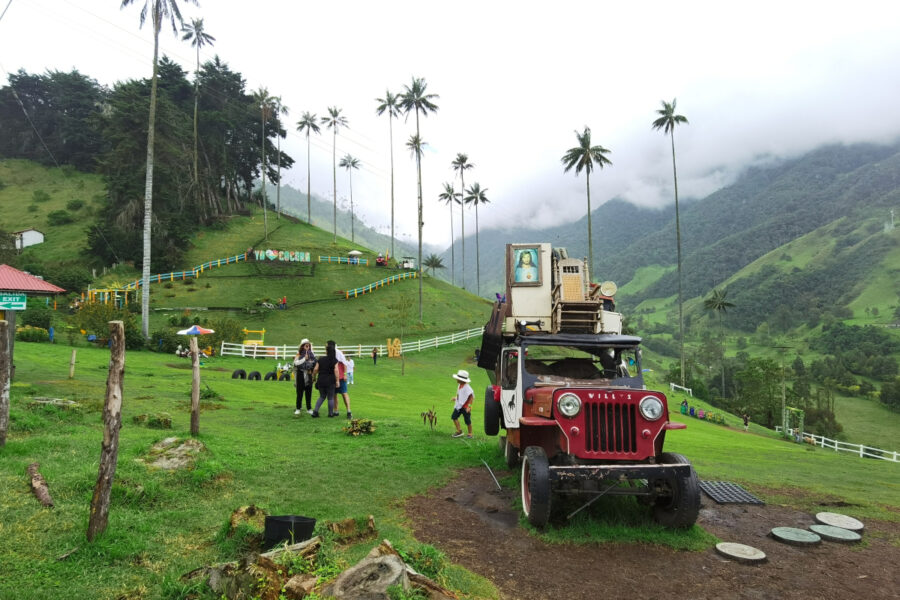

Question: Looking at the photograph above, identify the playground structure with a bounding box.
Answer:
[83,287,137,308]
[242,328,265,346]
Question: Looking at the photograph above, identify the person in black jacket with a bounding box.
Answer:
[311,340,340,417]
[293,339,316,415]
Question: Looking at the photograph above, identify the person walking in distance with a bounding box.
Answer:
[334,346,353,419]
[450,369,474,439]
[372,346,379,365]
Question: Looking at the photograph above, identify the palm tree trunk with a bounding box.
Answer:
[306,135,311,224]
[415,110,423,321]
[260,110,268,241]
[449,204,454,286]
[671,132,685,387]
[140,14,161,339]
[389,114,395,260]
[276,133,281,220]
[586,173,593,278]
[349,171,354,242]
[192,44,199,188]
[475,202,481,296]
[332,129,337,243]
[459,172,466,290]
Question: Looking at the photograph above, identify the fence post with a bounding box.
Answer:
[69,349,77,379]
[190,336,200,437]
[87,320,125,542]
[0,321,9,448]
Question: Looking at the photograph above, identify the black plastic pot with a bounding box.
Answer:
[263,515,316,548]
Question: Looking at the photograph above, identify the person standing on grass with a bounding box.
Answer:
[347,357,355,384]
[293,339,316,415]
[312,341,340,417]
[281,295,287,310]
[450,369,474,439]
[372,346,378,365]
[743,413,750,432]
[334,347,353,420]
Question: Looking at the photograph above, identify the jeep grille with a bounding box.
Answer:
[584,400,637,454]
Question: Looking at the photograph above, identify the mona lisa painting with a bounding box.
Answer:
[510,245,541,286]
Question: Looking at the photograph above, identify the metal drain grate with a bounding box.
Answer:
[699,481,764,504]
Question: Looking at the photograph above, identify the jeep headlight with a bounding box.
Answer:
[557,393,582,418]
[639,396,664,421]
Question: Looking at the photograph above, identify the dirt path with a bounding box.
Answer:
[404,467,900,600]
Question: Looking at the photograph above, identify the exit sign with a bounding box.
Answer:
[0,293,27,311]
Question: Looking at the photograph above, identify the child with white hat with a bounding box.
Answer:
[450,369,474,438]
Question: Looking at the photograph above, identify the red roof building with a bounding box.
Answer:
[0,264,66,294]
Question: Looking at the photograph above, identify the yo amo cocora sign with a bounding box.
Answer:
[252,250,311,262]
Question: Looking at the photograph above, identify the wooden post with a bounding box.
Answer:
[0,321,9,447]
[190,336,200,436]
[87,321,125,542]
[68,349,77,379]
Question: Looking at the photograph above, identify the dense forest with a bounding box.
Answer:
[0,59,291,271]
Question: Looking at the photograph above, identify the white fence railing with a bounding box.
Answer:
[219,327,484,360]
[775,427,899,463]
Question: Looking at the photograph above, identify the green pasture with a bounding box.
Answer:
[2,341,898,599]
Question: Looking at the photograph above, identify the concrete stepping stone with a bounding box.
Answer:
[771,527,821,545]
[715,542,767,563]
[809,524,862,543]
[815,511,864,532]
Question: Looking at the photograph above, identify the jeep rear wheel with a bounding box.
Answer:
[653,452,701,528]
[521,446,551,528]
[484,387,501,436]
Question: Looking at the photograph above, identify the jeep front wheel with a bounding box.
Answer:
[652,452,701,528]
[521,446,551,528]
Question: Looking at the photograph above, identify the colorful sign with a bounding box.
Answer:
[253,250,311,262]
[0,293,27,311]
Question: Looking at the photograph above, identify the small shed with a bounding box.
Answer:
[0,264,66,380]
[12,228,45,250]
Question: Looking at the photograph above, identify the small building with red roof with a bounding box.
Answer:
[1,264,65,380]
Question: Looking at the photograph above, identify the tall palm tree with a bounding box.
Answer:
[180,17,214,190]
[450,153,473,290]
[271,96,288,220]
[399,77,439,320]
[321,106,347,243]
[295,111,320,225]
[423,253,445,276]
[464,183,489,296]
[375,90,401,260]
[652,99,689,386]
[121,0,197,338]
[251,87,276,241]
[437,182,460,285]
[704,288,735,397]
[561,126,612,279]
[338,154,360,242]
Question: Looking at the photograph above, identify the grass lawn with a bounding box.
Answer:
[2,340,898,599]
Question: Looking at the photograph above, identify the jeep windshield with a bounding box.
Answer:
[519,334,644,389]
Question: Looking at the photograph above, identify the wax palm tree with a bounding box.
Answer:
[652,99,689,386]
[464,183,489,296]
[121,0,197,338]
[423,253,445,277]
[339,154,360,242]
[375,90,401,259]
[561,127,612,278]
[271,96,289,220]
[180,17,214,189]
[251,87,276,241]
[295,111,320,224]
[399,77,439,320]
[437,182,460,285]
[704,288,735,397]
[322,106,347,243]
[451,153,473,290]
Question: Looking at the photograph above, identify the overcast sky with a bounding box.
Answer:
[3,0,900,248]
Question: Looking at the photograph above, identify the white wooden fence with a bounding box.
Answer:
[219,327,484,360]
[775,427,899,463]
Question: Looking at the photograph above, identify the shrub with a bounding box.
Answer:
[132,413,173,429]
[47,210,73,226]
[21,303,53,329]
[32,189,51,202]
[151,328,182,353]
[16,325,50,342]
[69,302,144,349]
[27,204,38,213]
[342,418,376,436]
[45,266,92,292]
[66,199,85,211]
